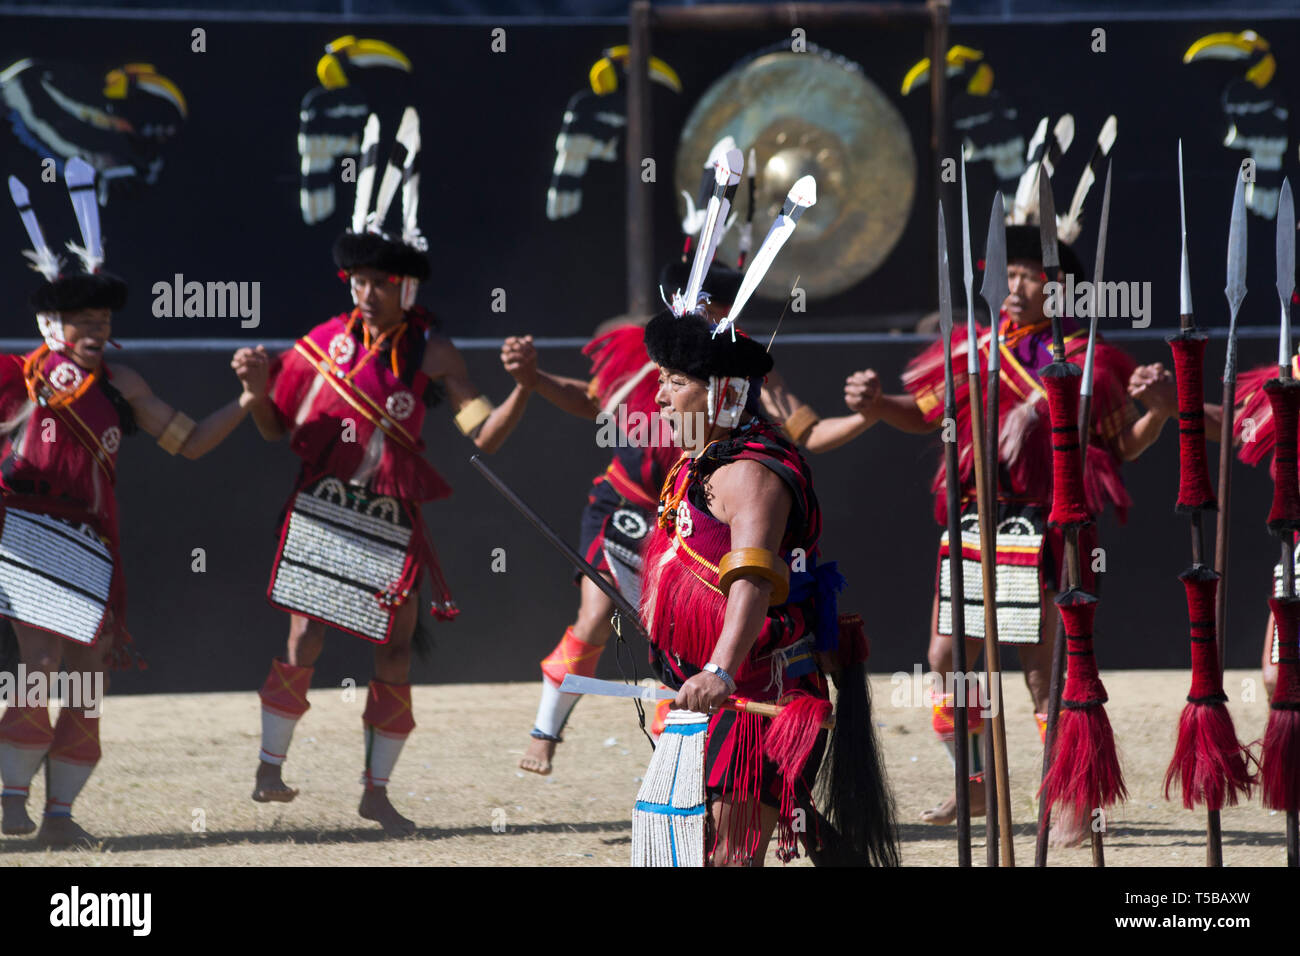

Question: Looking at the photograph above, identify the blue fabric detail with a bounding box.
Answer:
[634,801,707,817]
[660,721,707,737]
[787,556,846,653]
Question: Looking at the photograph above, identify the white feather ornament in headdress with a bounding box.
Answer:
[713,174,817,339]
[64,157,105,274]
[1010,114,1073,226]
[1056,115,1117,244]
[351,113,382,234]
[8,175,61,282]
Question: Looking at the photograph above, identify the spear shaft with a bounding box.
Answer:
[962,159,1014,866]
[938,203,972,865]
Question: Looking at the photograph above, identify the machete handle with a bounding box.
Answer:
[725,697,835,730]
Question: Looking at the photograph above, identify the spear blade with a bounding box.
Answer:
[1224,168,1248,382]
[980,193,1008,373]
[1080,161,1113,401]
[1038,162,1065,358]
[938,203,953,339]
[1038,161,1059,276]
[1277,178,1295,375]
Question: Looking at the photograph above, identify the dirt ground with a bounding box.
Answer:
[0,670,1287,867]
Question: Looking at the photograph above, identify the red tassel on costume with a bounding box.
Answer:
[1163,566,1254,810]
[1234,364,1283,466]
[764,694,833,782]
[1040,588,1126,825]
[1041,363,1090,527]
[1166,332,1218,512]
[1264,379,1300,532]
[1261,596,1300,811]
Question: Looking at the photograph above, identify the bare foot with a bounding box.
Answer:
[252,759,299,803]
[359,787,416,837]
[1048,811,1089,848]
[519,736,556,775]
[1,795,35,835]
[36,815,96,849]
[920,777,987,825]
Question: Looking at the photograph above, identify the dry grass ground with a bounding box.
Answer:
[0,670,1286,866]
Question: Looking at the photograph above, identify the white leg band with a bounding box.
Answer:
[363,727,408,790]
[259,710,302,766]
[45,758,95,817]
[532,678,580,741]
[0,740,49,795]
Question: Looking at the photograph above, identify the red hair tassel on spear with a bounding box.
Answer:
[1162,153,1253,867]
[1034,163,1124,866]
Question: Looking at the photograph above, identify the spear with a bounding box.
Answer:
[1162,143,1254,868]
[960,156,1014,866]
[938,201,972,865]
[1214,169,1248,676]
[1034,162,1124,867]
[1078,162,1113,461]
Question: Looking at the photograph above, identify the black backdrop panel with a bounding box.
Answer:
[0,11,1294,693]
[5,14,1300,333]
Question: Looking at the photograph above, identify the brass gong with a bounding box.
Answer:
[674,47,916,300]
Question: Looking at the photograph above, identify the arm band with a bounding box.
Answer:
[454,395,494,436]
[157,411,197,455]
[718,547,790,606]
[782,405,820,445]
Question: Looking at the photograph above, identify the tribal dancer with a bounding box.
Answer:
[0,162,258,845]
[503,261,873,775]
[850,220,1177,836]
[628,165,897,867]
[239,108,532,835]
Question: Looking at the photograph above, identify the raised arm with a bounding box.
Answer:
[112,359,255,460]
[759,368,871,453]
[426,334,530,454]
[671,459,792,714]
[501,335,598,421]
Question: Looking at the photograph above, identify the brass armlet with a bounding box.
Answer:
[454,395,494,436]
[157,411,197,455]
[718,547,790,605]
[782,405,820,445]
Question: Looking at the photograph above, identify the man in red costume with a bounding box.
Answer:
[0,166,259,846]
[502,263,876,776]
[631,302,897,866]
[238,154,533,835]
[848,226,1177,838]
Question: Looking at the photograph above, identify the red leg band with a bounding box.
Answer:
[1041,363,1091,527]
[931,691,985,741]
[540,626,603,686]
[0,703,53,748]
[363,680,415,737]
[259,658,313,719]
[1167,332,1218,512]
[49,710,101,766]
[1265,379,1300,532]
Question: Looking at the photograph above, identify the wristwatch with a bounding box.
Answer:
[703,662,737,694]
